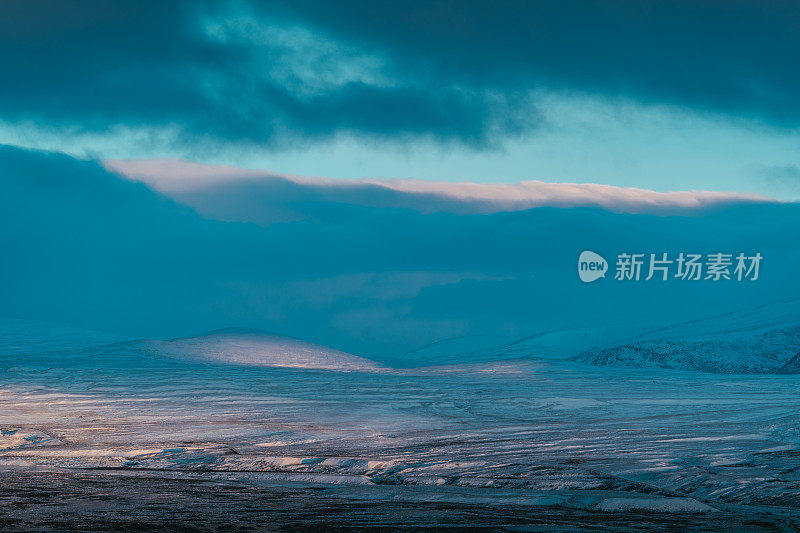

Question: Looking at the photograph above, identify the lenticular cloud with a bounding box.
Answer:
[106,158,772,219]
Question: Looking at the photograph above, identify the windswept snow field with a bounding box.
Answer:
[1,320,800,530]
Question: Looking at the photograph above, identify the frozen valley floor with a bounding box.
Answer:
[1,328,799,531]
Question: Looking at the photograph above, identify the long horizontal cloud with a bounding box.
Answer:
[106,158,773,223]
[1,1,799,148]
[2,145,798,361]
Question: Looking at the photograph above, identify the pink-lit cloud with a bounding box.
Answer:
[106,158,775,217]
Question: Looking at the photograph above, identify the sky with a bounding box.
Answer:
[1,0,800,198]
[2,2,800,353]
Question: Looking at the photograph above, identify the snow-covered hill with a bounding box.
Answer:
[144,328,384,372]
[575,300,800,373]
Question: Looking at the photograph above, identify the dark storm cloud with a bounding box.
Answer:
[0,0,529,147]
[0,1,798,147]
[281,0,800,123]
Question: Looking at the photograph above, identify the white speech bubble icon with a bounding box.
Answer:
[578,251,607,283]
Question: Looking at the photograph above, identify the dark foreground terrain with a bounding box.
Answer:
[2,469,797,532]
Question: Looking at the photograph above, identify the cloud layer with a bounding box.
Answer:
[2,146,798,360]
[106,158,772,223]
[2,1,799,149]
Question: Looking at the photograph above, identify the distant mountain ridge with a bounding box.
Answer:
[573,300,800,374]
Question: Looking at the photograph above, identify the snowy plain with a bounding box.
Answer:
[1,318,799,530]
